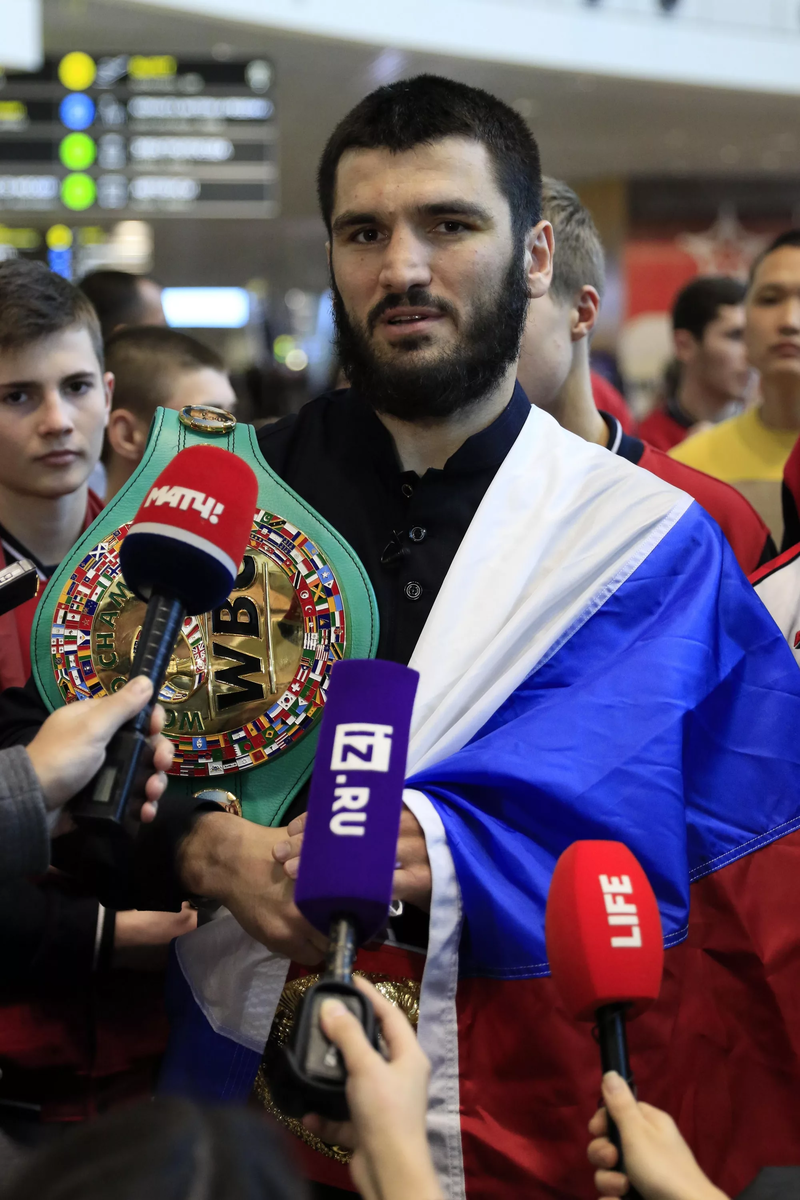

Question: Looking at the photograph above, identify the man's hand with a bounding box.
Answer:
[113,903,198,971]
[273,806,433,912]
[394,808,432,911]
[178,812,329,965]
[26,676,173,822]
[587,1072,729,1200]
[302,977,443,1200]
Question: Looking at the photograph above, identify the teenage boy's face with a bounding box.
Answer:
[746,246,800,382]
[0,325,112,500]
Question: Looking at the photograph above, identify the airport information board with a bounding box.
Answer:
[0,52,278,219]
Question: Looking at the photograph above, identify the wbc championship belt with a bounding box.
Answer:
[31,404,379,824]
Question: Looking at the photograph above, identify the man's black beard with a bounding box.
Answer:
[331,251,529,422]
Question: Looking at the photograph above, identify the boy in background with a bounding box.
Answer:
[518,179,774,574]
[0,260,109,692]
[102,326,236,501]
[0,260,193,1143]
[640,276,749,452]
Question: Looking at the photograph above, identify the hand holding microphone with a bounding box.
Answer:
[70,445,258,830]
[303,976,444,1200]
[587,1072,729,1200]
[28,676,172,822]
[545,841,664,1198]
[273,657,419,1122]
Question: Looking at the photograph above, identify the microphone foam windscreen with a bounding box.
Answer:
[119,445,258,615]
[294,658,419,943]
[545,840,664,1021]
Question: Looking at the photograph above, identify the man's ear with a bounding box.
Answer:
[106,409,147,463]
[525,220,554,300]
[102,372,114,429]
[673,328,698,365]
[570,286,601,343]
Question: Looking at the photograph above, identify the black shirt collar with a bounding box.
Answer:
[599,411,645,466]
[348,381,530,479]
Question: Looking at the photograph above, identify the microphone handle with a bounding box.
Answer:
[70,594,185,829]
[595,1003,643,1200]
[275,915,379,1121]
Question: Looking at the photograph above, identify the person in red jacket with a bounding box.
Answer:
[517,178,774,573]
[639,276,750,452]
[0,260,111,691]
[0,258,194,1147]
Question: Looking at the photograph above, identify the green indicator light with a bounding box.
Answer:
[59,132,96,170]
[61,173,96,211]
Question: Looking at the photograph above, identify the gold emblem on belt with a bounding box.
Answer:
[50,508,347,776]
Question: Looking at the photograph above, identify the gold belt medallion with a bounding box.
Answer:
[252,972,421,1162]
[49,508,346,776]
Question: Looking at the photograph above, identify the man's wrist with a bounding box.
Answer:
[178,810,244,901]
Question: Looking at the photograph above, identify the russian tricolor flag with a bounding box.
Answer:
[161,407,800,1199]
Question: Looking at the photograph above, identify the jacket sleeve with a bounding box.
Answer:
[0,746,49,885]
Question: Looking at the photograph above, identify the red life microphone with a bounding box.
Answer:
[545,841,664,1190]
[71,445,258,828]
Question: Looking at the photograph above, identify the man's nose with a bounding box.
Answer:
[378,227,433,295]
[38,390,76,437]
[778,297,800,333]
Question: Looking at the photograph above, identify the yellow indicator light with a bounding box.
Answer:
[0,101,27,122]
[128,55,177,79]
[0,227,41,250]
[78,226,106,245]
[46,224,73,250]
[58,52,97,91]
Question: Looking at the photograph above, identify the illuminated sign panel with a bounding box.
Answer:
[0,53,277,218]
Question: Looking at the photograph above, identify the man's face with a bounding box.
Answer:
[745,247,800,383]
[166,367,237,414]
[135,277,167,327]
[680,304,749,404]
[0,325,111,500]
[328,136,537,421]
[517,290,575,411]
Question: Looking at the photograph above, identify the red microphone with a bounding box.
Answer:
[545,841,664,1188]
[71,446,258,829]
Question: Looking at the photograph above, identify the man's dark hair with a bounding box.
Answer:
[748,229,800,287]
[78,269,160,341]
[671,276,746,340]
[105,325,225,420]
[0,258,103,367]
[0,1097,306,1200]
[317,74,542,242]
[540,177,605,302]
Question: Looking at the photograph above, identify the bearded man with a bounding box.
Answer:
[5,77,800,1200]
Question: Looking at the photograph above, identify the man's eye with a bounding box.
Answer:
[352,228,382,244]
[2,391,28,405]
[65,380,91,396]
[435,221,468,234]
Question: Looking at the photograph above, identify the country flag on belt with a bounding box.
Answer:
[160,405,800,1200]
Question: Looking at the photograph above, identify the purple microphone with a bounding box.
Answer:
[295,657,418,941]
[278,658,419,1121]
